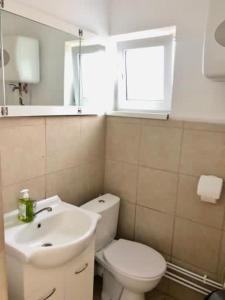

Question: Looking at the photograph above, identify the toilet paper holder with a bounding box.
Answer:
[197,175,223,204]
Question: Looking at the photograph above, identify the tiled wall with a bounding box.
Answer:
[2,114,225,300]
[0,192,7,300]
[104,116,225,300]
[0,115,105,300]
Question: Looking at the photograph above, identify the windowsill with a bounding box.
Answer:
[106,111,169,120]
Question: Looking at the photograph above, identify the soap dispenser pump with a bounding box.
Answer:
[18,189,34,223]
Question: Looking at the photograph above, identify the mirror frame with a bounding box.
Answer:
[0,0,99,117]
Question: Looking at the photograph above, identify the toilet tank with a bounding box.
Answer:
[81,194,120,251]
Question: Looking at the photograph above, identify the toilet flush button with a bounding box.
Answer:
[98,200,105,203]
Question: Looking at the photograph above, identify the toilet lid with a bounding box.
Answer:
[103,239,166,279]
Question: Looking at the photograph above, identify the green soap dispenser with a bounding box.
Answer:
[18,189,34,223]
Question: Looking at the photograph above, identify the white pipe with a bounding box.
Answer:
[165,274,209,296]
[166,271,211,294]
[167,262,223,289]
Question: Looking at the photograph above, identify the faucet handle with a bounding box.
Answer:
[32,200,37,210]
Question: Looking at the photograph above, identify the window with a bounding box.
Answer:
[125,46,165,101]
[116,28,176,113]
[64,42,107,112]
[80,50,106,107]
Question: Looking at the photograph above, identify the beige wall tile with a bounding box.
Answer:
[117,200,136,240]
[104,160,138,204]
[46,161,104,207]
[172,218,221,273]
[171,257,218,281]
[46,146,82,174]
[137,167,177,214]
[105,119,141,164]
[0,191,4,253]
[80,117,105,163]
[0,125,45,186]
[107,116,141,125]
[2,176,45,213]
[84,160,104,201]
[0,251,8,300]
[139,126,182,172]
[46,117,81,173]
[0,117,44,129]
[184,121,225,133]
[177,175,225,229]
[46,117,81,154]
[135,206,174,256]
[180,129,225,178]
[217,232,225,282]
[141,119,183,129]
[46,167,87,206]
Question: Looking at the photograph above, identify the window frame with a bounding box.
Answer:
[116,35,175,113]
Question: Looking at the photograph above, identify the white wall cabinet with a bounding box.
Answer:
[7,240,95,300]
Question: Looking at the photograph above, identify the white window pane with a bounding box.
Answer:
[125,46,164,101]
[81,52,100,100]
[81,51,106,102]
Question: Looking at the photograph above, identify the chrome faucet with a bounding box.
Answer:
[33,207,53,217]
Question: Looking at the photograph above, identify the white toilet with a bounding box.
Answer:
[81,194,166,300]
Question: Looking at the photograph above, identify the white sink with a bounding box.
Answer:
[4,196,100,268]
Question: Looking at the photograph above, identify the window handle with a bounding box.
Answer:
[74,263,89,274]
[39,288,56,300]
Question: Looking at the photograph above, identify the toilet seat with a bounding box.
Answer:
[103,239,166,280]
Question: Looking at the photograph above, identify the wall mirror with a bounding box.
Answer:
[0,7,105,116]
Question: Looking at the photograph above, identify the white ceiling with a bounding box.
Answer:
[14,0,110,35]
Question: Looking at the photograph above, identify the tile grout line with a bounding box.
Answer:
[104,156,225,181]
[133,122,144,241]
[215,229,225,283]
[44,117,47,199]
[0,151,4,214]
[215,197,225,282]
[103,117,108,195]
[134,201,225,231]
[170,256,218,281]
[169,123,185,259]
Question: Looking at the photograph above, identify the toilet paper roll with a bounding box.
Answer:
[197,175,223,204]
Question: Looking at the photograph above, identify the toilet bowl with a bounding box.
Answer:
[96,239,166,300]
[81,194,166,300]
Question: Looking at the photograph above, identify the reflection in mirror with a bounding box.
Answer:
[66,38,108,111]
[0,9,5,107]
[1,10,79,106]
[215,20,225,47]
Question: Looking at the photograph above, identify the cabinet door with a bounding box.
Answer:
[24,265,64,300]
[65,258,94,300]
[25,284,64,300]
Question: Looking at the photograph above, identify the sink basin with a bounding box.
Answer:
[4,196,100,268]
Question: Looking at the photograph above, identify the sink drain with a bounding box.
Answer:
[41,243,53,247]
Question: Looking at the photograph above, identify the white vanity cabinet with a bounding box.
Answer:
[24,268,64,300]
[65,255,94,300]
[7,240,95,300]
[26,286,64,300]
